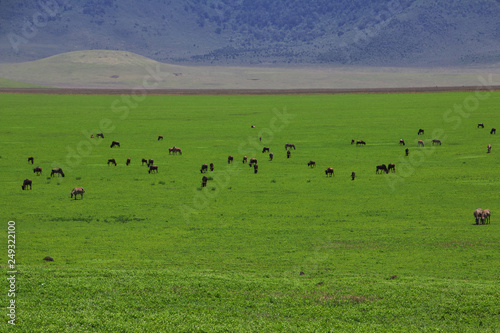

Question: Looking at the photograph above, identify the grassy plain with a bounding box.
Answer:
[1,92,499,332]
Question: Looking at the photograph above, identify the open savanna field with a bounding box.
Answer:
[1,91,499,332]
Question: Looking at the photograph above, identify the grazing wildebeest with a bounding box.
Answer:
[107,158,117,166]
[478,123,484,128]
[351,139,355,144]
[142,158,148,165]
[287,150,291,159]
[262,147,270,153]
[28,156,34,164]
[70,187,85,200]
[202,176,208,187]
[33,166,42,175]
[110,141,120,148]
[158,136,163,141]
[308,161,316,168]
[96,133,104,138]
[482,209,491,224]
[285,143,296,150]
[325,167,334,177]
[487,144,491,153]
[22,178,32,190]
[491,128,496,134]
[249,158,257,166]
[147,159,154,167]
[126,158,131,166]
[90,134,94,138]
[432,139,442,145]
[269,153,273,161]
[405,148,409,156]
[388,163,396,173]
[200,164,208,173]
[418,140,424,147]
[254,164,258,174]
[259,136,262,141]
[228,155,234,164]
[242,156,247,163]
[356,140,366,146]
[210,163,214,171]
[251,125,255,128]
[474,208,484,225]
[418,129,424,135]
[400,139,405,146]
[376,164,388,174]
[351,172,355,180]
[148,165,158,174]
[51,168,65,177]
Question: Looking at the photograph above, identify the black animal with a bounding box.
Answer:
[491,128,496,134]
[376,164,388,174]
[351,139,355,144]
[169,147,182,155]
[351,172,355,181]
[249,158,257,166]
[228,155,234,164]
[399,139,405,146]
[202,176,208,187]
[308,161,316,168]
[110,141,120,148]
[262,147,270,153]
[147,159,154,167]
[96,133,104,138]
[51,168,65,177]
[418,129,424,135]
[418,140,424,147]
[325,167,334,177]
[107,158,117,166]
[158,136,163,141]
[126,158,131,166]
[142,158,148,165]
[251,125,255,128]
[148,165,158,174]
[487,144,491,153]
[33,166,42,175]
[388,163,396,173]
[70,187,85,200]
[432,139,442,145]
[405,148,409,156]
[478,123,484,128]
[287,150,291,159]
[356,140,366,146]
[28,156,34,164]
[269,153,273,161]
[285,143,296,150]
[254,164,258,174]
[22,178,32,190]
[242,156,247,163]
[210,163,214,171]
[200,164,208,173]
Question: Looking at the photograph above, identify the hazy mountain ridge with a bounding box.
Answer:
[1,0,499,66]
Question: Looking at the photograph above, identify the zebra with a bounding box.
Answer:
[22,178,32,190]
[70,187,85,200]
[51,168,65,177]
[33,166,42,175]
[474,208,484,225]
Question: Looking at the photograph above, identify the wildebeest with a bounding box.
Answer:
[285,143,296,150]
[158,136,163,141]
[432,139,442,145]
[487,144,491,153]
[147,159,154,167]
[351,139,355,144]
[482,209,491,224]
[51,168,65,177]
[478,123,484,128]
[474,208,483,225]
[22,178,32,190]
[242,156,247,163]
[70,187,85,200]
[418,129,424,135]
[399,139,405,146]
[28,156,34,164]
[325,167,334,177]
[110,141,120,148]
[388,163,396,173]
[228,155,234,164]
[249,158,257,166]
[90,134,94,138]
[96,133,104,138]
[107,158,117,166]
[308,161,316,168]
[142,158,148,165]
[200,164,208,173]
[202,176,208,187]
[251,125,255,128]
[253,164,258,174]
[376,164,388,174]
[168,147,182,155]
[491,128,496,134]
[148,165,158,174]
[210,163,214,171]
[126,158,131,166]
[405,148,409,156]
[262,147,270,153]
[356,140,366,146]
[269,153,273,161]
[287,150,291,159]
[33,166,42,175]
[418,140,424,147]
[351,172,355,180]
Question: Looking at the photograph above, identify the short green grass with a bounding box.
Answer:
[1,92,499,332]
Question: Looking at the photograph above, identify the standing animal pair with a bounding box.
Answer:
[474,208,491,225]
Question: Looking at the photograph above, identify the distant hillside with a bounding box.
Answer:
[1,1,500,66]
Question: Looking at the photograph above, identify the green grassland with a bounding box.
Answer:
[1,92,499,332]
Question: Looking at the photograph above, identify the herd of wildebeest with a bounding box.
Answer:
[20,123,494,224]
